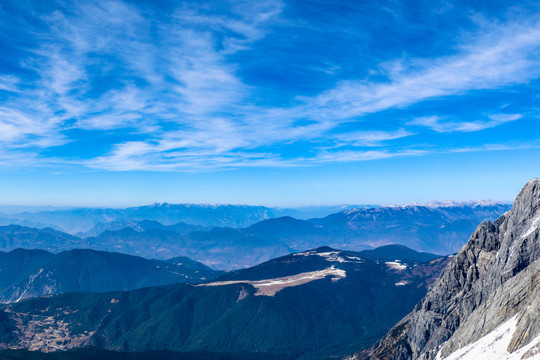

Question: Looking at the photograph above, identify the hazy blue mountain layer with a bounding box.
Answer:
[2,202,507,238]
[7,204,276,233]
[77,219,208,238]
[0,202,510,269]
[308,202,512,254]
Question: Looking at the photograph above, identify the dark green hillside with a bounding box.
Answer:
[358,244,440,262]
[2,247,451,359]
[0,249,221,303]
[215,246,342,281]
[0,348,293,360]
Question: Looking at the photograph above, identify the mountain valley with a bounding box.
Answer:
[0,245,449,359]
[0,184,535,360]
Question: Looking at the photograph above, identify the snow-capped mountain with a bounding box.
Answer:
[348,179,540,360]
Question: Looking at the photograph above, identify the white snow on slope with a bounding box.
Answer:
[386,261,407,271]
[521,214,540,240]
[436,315,540,360]
[395,280,410,286]
[294,250,364,263]
[199,267,346,296]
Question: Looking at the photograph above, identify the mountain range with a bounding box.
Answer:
[0,204,375,234]
[0,202,510,269]
[0,181,537,359]
[0,201,507,234]
[1,204,276,234]
[77,219,208,238]
[0,248,221,303]
[347,178,540,359]
[0,245,449,359]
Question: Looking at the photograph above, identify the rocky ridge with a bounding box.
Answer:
[351,179,540,360]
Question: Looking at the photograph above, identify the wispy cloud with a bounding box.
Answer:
[407,113,522,133]
[297,22,540,122]
[310,149,427,163]
[0,75,21,93]
[448,141,540,153]
[335,129,414,146]
[0,1,539,171]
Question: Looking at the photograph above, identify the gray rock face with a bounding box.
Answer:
[352,179,540,360]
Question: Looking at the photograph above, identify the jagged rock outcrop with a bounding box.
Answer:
[351,179,540,360]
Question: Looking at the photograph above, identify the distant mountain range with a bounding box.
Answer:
[77,219,208,238]
[309,202,512,254]
[0,204,375,234]
[0,202,498,235]
[0,248,221,303]
[0,181,536,360]
[0,202,510,269]
[1,204,276,233]
[0,245,450,359]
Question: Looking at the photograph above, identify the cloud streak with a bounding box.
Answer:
[408,114,522,133]
[0,1,538,171]
[298,22,540,122]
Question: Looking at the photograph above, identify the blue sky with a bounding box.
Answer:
[0,0,539,206]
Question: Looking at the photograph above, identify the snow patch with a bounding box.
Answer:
[294,250,364,263]
[395,280,410,286]
[14,268,45,303]
[294,250,316,256]
[200,267,346,296]
[345,256,365,263]
[386,261,407,271]
[436,315,540,360]
[521,214,540,240]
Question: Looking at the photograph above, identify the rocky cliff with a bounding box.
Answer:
[352,179,540,360]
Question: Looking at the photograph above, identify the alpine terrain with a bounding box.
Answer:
[0,249,221,303]
[349,178,540,360]
[0,245,449,359]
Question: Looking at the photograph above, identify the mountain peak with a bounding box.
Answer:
[510,178,540,220]
[353,178,540,360]
[314,246,336,253]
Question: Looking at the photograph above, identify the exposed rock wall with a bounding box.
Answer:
[353,179,540,360]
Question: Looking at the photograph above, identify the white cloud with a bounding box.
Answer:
[297,22,540,122]
[449,141,540,153]
[0,1,539,171]
[335,129,414,146]
[85,141,296,171]
[408,114,522,133]
[0,75,21,93]
[310,149,427,163]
